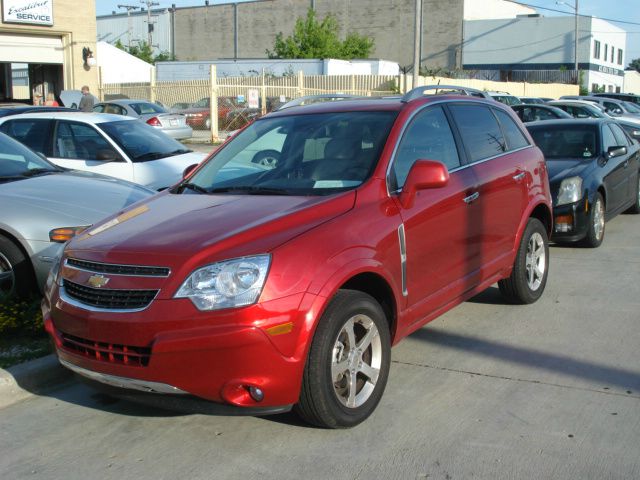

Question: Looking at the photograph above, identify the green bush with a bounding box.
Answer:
[0,295,43,336]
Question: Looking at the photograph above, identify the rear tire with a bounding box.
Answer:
[295,290,391,428]
[499,218,549,304]
[581,193,605,248]
[0,234,37,299]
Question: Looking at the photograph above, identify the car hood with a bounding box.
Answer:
[0,170,153,239]
[66,190,356,267]
[546,158,595,185]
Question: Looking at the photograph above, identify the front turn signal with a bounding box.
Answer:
[49,226,89,243]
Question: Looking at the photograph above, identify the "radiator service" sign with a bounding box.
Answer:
[3,0,53,26]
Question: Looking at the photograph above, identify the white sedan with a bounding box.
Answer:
[0,112,206,190]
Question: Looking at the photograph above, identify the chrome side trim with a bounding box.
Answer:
[59,285,158,313]
[59,359,188,395]
[398,224,408,297]
[65,258,171,278]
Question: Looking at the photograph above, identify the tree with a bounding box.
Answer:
[267,9,374,60]
[629,58,640,72]
[113,39,174,64]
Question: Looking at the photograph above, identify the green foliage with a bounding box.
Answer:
[0,296,43,336]
[113,39,174,64]
[628,58,640,72]
[267,9,374,60]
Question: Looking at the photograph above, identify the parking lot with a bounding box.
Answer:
[0,213,638,479]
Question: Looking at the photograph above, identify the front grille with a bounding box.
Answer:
[61,332,151,367]
[66,258,170,277]
[63,280,158,310]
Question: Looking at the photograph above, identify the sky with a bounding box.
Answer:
[95,0,640,64]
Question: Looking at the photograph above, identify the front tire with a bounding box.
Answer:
[499,218,549,304]
[582,192,605,247]
[295,290,391,428]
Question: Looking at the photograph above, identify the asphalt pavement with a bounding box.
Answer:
[1,214,639,479]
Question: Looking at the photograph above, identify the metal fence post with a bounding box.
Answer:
[210,64,219,142]
[150,67,156,103]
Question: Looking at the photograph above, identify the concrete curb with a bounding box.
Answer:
[0,354,74,409]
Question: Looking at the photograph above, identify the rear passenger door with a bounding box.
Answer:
[449,104,532,270]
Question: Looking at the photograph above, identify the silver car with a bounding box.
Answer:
[0,132,153,297]
[92,99,193,140]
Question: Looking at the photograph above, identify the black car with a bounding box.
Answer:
[0,105,75,118]
[527,119,640,247]
[512,104,572,123]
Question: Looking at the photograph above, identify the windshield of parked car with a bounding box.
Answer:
[528,125,599,160]
[0,132,60,181]
[99,120,191,162]
[128,102,166,115]
[177,111,398,196]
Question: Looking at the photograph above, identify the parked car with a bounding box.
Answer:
[0,104,74,118]
[617,120,640,142]
[512,104,572,123]
[487,92,523,106]
[527,119,640,247]
[547,100,610,119]
[176,96,239,130]
[59,90,99,109]
[43,88,552,428]
[0,132,153,298]
[0,112,206,190]
[593,92,640,105]
[403,85,492,99]
[518,97,547,105]
[559,95,640,119]
[92,99,192,140]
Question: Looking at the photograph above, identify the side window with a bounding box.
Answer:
[391,106,461,190]
[602,125,617,153]
[449,104,506,162]
[92,104,105,113]
[494,109,529,150]
[0,119,52,155]
[53,121,114,160]
[609,124,630,147]
[604,101,622,115]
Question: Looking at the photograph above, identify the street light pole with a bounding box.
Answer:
[412,0,422,87]
[558,1,579,85]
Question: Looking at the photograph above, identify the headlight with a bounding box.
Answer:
[175,255,270,311]
[556,176,583,206]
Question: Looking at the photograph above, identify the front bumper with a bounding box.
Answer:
[551,197,590,243]
[43,290,313,409]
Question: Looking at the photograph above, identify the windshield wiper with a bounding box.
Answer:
[208,186,292,195]
[177,182,209,194]
[133,152,167,161]
[21,168,58,177]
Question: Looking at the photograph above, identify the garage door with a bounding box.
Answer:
[0,34,63,63]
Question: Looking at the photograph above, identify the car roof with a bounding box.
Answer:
[0,111,134,123]
[525,118,607,128]
[548,100,600,106]
[99,99,153,105]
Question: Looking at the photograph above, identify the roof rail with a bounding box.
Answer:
[401,85,486,102]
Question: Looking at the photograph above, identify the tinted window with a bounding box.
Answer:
[0,119,52,155]
[54,121,114,160]
[0,132,58,179]
[391,106,460,189]
[494,109,529,150]
[129,103,165,115]
[528,125,598,159]
[602,125,618,152]
[450,104,505,162]
[609,124,629,147]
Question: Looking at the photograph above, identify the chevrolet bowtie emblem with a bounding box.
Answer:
[88,274,110,288]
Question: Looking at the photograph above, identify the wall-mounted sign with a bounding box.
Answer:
[3,0,53,26]
[247,89,259,109]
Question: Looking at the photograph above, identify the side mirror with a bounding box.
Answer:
[399,160,449,209]
[96,149,121,162]
[183,163,199,179]
[606,146,627,159]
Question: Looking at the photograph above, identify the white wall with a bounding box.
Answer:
[624,70,640,94]
[463,0,535,20]
[97,41,153,84]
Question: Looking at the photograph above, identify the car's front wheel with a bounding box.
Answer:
[295,290,391,428]
[582,192,605,247]
[499,218,549,304]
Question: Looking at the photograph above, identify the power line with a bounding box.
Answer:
[503,0,640,26]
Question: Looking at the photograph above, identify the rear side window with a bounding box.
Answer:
[449,104,505,162]
[494,109,529,151]
[391,106,461,190]
[0,119,52,155]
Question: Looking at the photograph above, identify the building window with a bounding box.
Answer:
[592,83,599,93]
[594,40,601,59]
[604,43,608,61]
[618,49,623,65]
[616,86,621,93]
[611,46,615,63]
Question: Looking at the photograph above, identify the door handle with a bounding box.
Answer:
[463,192,480,204]
[513,172,526,181]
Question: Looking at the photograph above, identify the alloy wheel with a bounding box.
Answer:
[525,232,546,291]
[0,252,15,297]
[593,198,605,241]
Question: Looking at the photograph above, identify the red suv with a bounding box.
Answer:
[43,88,552,428]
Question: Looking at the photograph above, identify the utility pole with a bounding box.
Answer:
[117,4,140,49]
[412,0,422,87]
[141,0,159,48]
[557,1,579,84]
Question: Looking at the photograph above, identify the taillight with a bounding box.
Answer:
[146,117,162,126]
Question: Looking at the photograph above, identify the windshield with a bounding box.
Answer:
[99,120,191,162]
[178,111,398,196]
[0,132,60,182]
[129,102,166,115]
[528,125,599,159]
